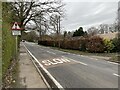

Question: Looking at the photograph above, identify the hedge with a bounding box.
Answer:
[38,35,119,53]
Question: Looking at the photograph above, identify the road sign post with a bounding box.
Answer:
[16,36,18,56]
[11,22,21,58]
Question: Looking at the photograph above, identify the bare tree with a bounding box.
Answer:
[49,14,62,47]
[49,14,61,34]
[10,0,65,30]
[98,24,109,34]
[87,27,98,36]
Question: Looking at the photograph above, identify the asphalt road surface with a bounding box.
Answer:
[24,42,119,88]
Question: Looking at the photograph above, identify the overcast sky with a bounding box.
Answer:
[61,0,119,32]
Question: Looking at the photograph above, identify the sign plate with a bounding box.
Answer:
[12,22,21,30]
[12,30,21,35]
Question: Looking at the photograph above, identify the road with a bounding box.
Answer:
[24,42,119,88]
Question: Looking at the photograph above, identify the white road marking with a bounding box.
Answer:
[95,59,98,60]
[46,51,56,55]
[62,56,88,66]
[30,54,51,88]
[73,60,88,66]
[53,58,64,64]
[81,55,84,57]
[40,48,44,50]
[72,54,76,55]
[42,58,70,66]
[54,50,63,53]
[77,55,81,56]
[23,44,64,89]
[90,58,94,60]
[89,58,98,60]
[113,73,120,77]
[107,61,118,65]
[67,53,70,54]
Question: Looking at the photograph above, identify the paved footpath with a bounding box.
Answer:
[18,42,48,88]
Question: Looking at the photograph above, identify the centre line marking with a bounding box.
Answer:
[90,58,94,59]
[40,49,44,50]
[113,73,120,77]
[46,51,56,55]
[73,60,88,66]
[62,56,88,66]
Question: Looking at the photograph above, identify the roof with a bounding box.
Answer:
[97,32,118,39]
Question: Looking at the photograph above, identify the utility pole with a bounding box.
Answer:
[44,21,47,35]
[58,15,61,48]
[118,1,120,33]
[58,16,60,34]
[39,12,42,41]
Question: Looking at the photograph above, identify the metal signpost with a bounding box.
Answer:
[11,22,21,56]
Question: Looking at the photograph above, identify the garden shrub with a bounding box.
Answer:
[103,39,115,53]
[79,37,88,51]
[86,36,105,53]
[112,37,120,52]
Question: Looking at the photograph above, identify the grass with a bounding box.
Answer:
[108,55,120,63]
[51,46,116,56]
[11,61,20,88]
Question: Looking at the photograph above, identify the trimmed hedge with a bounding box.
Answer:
[38,37,88,51]
[2,2,17,75]
[38,35,119,53]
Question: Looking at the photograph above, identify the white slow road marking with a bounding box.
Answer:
[23,44,64,89]
[113,73,120,77]
[46,51,56,55]
[62,56,88,66]
[42,58,71,66]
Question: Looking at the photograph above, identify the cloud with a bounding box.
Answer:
[61,1,118,31]
[63,0,119,2]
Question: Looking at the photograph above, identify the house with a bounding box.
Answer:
[97,32,118,40]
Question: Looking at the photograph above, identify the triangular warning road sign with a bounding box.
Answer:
[12,22,21,30]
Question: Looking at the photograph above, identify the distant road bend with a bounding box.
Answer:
[24,42,119,88]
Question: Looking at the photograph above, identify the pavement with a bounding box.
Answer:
[18,42,48,88]
[23,41,119,89]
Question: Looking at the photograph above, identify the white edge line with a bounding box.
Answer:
[108,61,119,65]
[113,73,120,77]
[29,53,51,88]
[23,43,64,89]
[23,44,50,88]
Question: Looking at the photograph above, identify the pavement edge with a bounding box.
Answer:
[23,43,64,90]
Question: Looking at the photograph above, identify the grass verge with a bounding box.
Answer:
[49,46,119,63]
